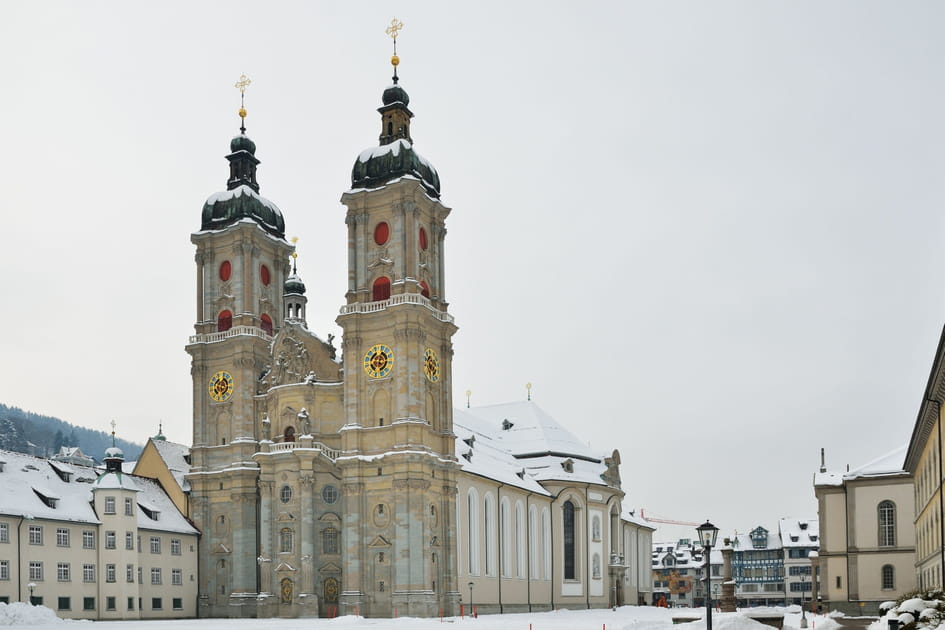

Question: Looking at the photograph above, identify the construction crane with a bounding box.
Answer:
[638,509,699,527]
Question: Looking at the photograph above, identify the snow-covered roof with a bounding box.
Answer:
[0,449,196,535]
[151,439,192,492]
[621,505,656,530]
[815,444,908,487]
[778,517,819,548]
[453,402,613,490]
[731,526,781,551]
[133,476,198,535]
[0,450,100,523]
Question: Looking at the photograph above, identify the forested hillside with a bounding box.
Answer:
[0,403,142,463]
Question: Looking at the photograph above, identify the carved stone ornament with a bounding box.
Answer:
[369,247,394,269]
[269,335,312,386]
[343,482,364,496]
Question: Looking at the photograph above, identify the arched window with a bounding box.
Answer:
[260,314,273,336]
[529,505,539,579]
[467,489,480,576]
[280,528,293,553]
[217,310,233,332]
[879,501,896,547]
[882,564,895,590]
[484,493,496,576]
[419,227,428,250]
[420,280,431,299]
[515,501,526,578]
[322,528,339,555]
[563,500,576,580]
[542,507,552,580]
[500,497,511,577]
[372,276,391,301]
[592,515,601,541]
[283,426,295,443]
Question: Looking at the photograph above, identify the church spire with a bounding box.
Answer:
[378,19,413,146]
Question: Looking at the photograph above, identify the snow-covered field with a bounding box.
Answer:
[0,602,854,630]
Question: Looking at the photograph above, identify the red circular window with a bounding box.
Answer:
[419,227,428,251]
[260,264,271,286]
[219,261,232,281]
[374,222,390,245]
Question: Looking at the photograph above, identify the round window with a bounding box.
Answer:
[374,222,390,246]
[322,485,338,504]
[280,485,292,503]
[260,264,271,286]
[219,260,232,281]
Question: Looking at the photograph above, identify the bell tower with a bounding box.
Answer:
[186,76,294,617]
[335,21,460,617]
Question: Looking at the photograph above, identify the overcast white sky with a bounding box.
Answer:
[2,1,944,535]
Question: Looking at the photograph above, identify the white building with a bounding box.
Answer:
[0,447,198,619]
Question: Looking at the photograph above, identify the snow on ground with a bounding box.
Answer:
[0,604,858,630]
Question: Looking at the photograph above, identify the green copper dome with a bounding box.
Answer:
[284,272,306,295]
[230,134,257,154]
[352,139,441,198]
[382,83,410,107]
[201,133,286,238]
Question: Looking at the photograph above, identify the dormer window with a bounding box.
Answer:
[561,459,574,473]
[800,522,808,530]
[463,436,475,448]
[139,504,160,521]
[502,419,514,431]
[462,451,472,462]
[791,535,799,542]
[33,488,58,509]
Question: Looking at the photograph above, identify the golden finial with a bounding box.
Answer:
[385,18,404,77]
[526,382,532,401]
[465,389,472,408]
[234,74,252,132]
[110,419,117,447]
[291,236,299,260]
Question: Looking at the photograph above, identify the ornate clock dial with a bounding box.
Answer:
[423,348,440,383]
[208,370,235,402]
[363,344,394,379]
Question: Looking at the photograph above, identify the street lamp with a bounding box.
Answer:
[468,581,474,618]
[27,582,36,605]
[696,521,720,630]
[800,574,808,628]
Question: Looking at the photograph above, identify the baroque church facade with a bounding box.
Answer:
[183,52,652,619]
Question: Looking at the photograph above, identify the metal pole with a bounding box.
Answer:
[706,542,713,630]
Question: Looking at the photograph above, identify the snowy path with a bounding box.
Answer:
[0,603,850,630]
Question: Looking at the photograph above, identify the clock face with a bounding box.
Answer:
[423,348,440,383]
[208,371,234,402]
[363,344,394,379]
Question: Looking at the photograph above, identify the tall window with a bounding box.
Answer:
[82,564,95,583]
[563,500,576,580]
[0,523,7,543]
[529,505,539,579]
[57,563,70,582]
[56,528,69,547]
[879,501,896,547]
[217,310,233,332]
[151,568,162,585]
[484,493,496,576]
[29,561,43,581]
[82,531,95,549]
[322,528,339,555]
[125,497,134,516]
[280,528,294,553]
[171,538,182,556]
[882,564,895,590]
[106,564,116,583]
[172,568,182,585]
[500,498,511,577]
[29,525,42,545]
[104,496,116,514]
[467,488,480,576]
[542,507,552,580]
[515,501,526,578]
[372,277,391,302]
[105,531,116,549]
[0,560,9,580]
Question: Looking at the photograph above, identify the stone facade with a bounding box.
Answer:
[183,66,651,619]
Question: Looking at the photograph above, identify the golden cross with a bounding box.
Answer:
[234,74,252,94]
[385,18,404,40]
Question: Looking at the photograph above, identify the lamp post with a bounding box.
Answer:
[468,581,474,618]
[696,521,720,630]
[800,574,808,628]
[27,582,36,605]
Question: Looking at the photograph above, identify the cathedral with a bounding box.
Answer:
[182,33,652,619]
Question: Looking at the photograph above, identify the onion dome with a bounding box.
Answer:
[284,272,306,295]
[201,132,286,238]
[351,77,440,198]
